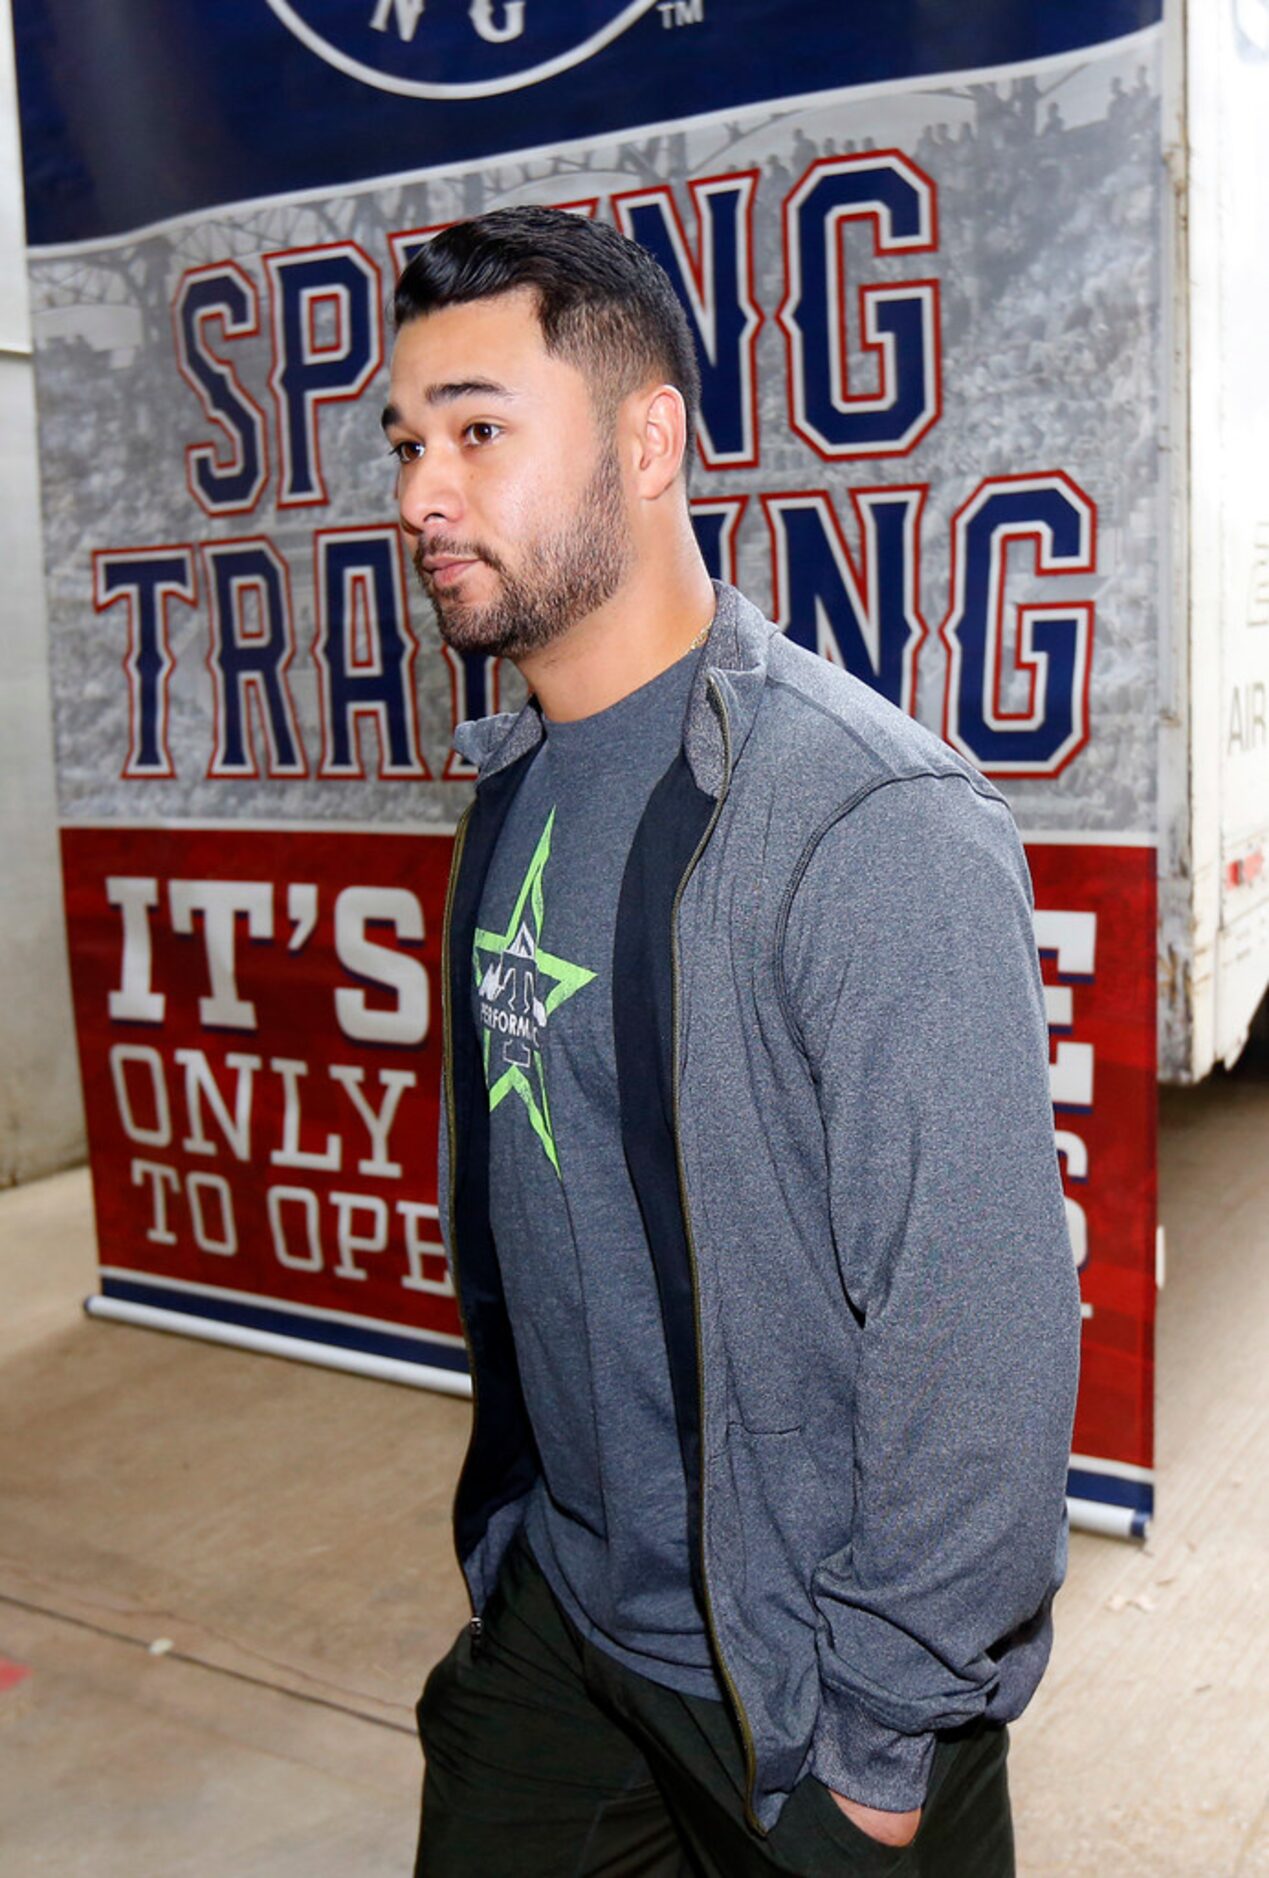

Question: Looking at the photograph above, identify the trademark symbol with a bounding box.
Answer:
[658,0,703,25]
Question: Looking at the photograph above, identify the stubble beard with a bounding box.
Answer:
[413,443,632,661]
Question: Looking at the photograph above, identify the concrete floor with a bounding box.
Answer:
[1,1064,1267,1875]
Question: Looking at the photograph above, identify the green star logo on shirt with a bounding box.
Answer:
[473,808,596,1176]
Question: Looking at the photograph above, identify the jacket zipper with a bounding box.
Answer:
[669,678,764,1835]
[441,801,481,1621]
[446,710,762,1810]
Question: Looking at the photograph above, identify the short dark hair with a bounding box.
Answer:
[393,205,701,470]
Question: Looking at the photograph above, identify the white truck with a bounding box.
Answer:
[1162,0,1269,1078]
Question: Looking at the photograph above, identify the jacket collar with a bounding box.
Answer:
[451,581,776,800]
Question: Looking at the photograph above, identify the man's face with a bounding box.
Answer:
[383,289,632,661]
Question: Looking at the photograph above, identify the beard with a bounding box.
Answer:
[413,442,632,661]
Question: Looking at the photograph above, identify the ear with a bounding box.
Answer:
[631,383,688,500]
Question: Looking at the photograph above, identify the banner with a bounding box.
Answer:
[15,0,1162,1531]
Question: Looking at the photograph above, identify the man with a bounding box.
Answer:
[384,205,1080,1875]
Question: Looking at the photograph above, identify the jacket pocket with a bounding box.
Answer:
[715,1422,831,1602]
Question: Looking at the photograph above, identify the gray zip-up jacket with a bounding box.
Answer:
[438,580,1081,1831]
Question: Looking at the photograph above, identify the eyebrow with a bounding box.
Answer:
[380,379,517,430]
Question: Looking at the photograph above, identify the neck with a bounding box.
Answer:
[514,537,716,724]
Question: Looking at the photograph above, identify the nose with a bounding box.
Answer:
[396,448,464,538]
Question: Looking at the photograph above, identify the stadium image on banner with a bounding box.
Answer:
[13,0,1176,1539]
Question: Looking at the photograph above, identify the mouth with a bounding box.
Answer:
[420,555,482,590]
[424,552,478,574]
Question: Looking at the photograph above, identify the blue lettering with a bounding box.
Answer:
[173,265,268,515]
[264,245,382,507]
[943,476,1096,775]
[315,529,427,777]
[764,487,926,710]
[204,540,306,776]
[780,155,940,460]
[615,174,761,468]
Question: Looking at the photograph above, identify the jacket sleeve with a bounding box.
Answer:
[779,772,1081,1813]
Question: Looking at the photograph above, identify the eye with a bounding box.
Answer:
[387,438,423,465]
[464,421,503,446]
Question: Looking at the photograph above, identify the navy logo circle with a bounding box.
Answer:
[266,0,661,97]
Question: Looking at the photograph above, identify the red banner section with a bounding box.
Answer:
[61,824,466,1378]
[1028,838,1157,1534]
[61,822,1159,1526]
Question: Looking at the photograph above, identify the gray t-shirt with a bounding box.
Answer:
[473,646,720,1697]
